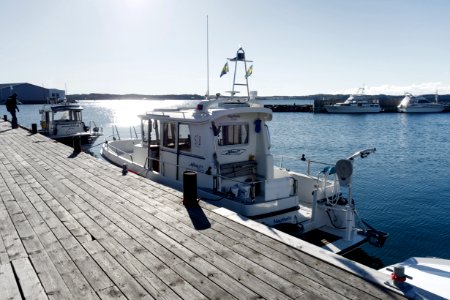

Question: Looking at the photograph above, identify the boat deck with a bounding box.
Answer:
[0,120,405,299]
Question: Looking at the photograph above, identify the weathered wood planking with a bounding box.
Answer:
[0,120,405,300]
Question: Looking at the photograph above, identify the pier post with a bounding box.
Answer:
[31,123,37,134]
[183,171,198,206]
[73,136,82,153]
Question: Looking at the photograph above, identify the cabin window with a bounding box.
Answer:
[218,124,249,146]
[141,120,149,142]
[162,122,176,148]
[178,124,191,152]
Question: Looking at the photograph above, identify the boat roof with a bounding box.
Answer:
[40,104,84,112]
[139,99,273,122]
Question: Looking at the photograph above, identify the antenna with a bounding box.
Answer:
[206,15,210,98]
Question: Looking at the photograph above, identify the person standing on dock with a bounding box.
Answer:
[5,93,19,128]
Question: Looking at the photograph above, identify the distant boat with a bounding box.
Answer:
[397,93,444,113]
[325,88,382,114]
[379,257,450,299]
[39,97,102,146]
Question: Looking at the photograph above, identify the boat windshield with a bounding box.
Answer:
[53,110,81,121]
[217,123,249,146]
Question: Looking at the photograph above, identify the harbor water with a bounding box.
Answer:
[2,99,449,267]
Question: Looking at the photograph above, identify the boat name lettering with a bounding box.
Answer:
[227,114,240,120]
[273,216,292,224]
[188,162,204,173]
[221,149,246,155]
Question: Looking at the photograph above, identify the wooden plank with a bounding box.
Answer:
[46,247,99,300]
[0,224,9,265]
[29,252,74,300]
[65,243,115,292]
[83,240,154,300]
[11,257,48,300]
[98,237,182,300]
[97,286,127,300]
[0,201,28,262]
[0,262,22,300]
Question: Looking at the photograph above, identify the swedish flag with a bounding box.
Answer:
[220,62,229,77]
[245,65,253,78]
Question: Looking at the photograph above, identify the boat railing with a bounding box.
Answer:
[110,125,140,141]
[145,110,188,118]
[273,154,334,176]
[89,121,103,136]
[139,156,297,203]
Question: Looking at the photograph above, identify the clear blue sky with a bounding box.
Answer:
[1,0,450,96]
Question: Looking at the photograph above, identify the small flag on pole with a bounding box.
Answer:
[245,65,253,78]
[220,62,229,77]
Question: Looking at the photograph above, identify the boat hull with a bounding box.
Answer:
[325,105,381,114]
[397,106,444,113]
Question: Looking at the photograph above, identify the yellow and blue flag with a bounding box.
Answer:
[220,62,229,77]
[245,65,253,78]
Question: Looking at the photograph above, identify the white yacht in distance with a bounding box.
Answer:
[101,48,387,254]
[325,88,382,113]
[397,93,444,113]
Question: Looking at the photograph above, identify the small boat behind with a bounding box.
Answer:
[39,97,102,146]
[397,93,444,113]
[379,257,450,299]
[325,88,382,113]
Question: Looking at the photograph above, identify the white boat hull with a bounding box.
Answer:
[397,105,444,113]
[325,105,381,114]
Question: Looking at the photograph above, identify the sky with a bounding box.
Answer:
[1,0,450,96]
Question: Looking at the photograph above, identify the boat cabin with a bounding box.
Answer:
[131,99,296,209]
[39,103,89,138]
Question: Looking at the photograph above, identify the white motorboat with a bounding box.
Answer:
[325,88,382,113]
[379,257,450,299]
[39,98,102,146]
[101,48,387,254]
[397,93,444,113]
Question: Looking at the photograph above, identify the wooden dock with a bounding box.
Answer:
[0,119,405,300]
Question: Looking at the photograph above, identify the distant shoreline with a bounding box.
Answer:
[9,93,450,105]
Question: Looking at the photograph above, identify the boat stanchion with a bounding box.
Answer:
[31,123,37,134]
[183,171,199,207]
[3,115,7,121]
[73,136,82,153]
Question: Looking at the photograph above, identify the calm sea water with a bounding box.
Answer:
[2,99,449,267]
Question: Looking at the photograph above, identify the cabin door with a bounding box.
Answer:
[160,122,178,180]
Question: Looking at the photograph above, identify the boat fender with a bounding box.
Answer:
[254,119,261,133]
[206,167,212,175]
